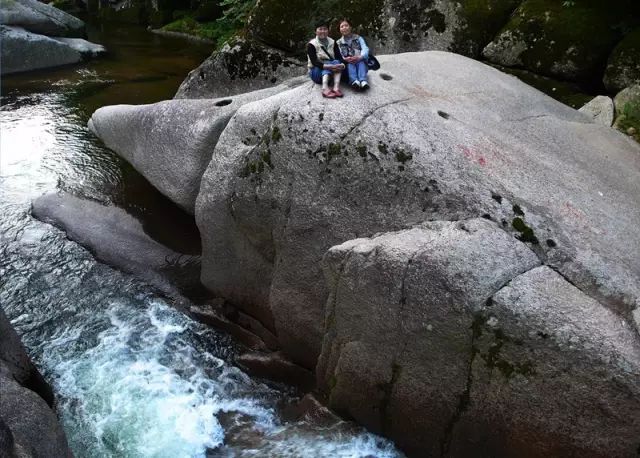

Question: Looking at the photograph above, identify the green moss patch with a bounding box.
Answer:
[486,0,640,85]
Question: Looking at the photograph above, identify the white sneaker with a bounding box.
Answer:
[360,81,370,90]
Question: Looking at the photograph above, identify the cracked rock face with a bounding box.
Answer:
[316,219,540,456]
[449,266,640,457]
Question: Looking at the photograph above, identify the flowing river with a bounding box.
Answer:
[0,20,401,458]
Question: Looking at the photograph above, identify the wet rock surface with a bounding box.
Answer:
[0,308,73,458]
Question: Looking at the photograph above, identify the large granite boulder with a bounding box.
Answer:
[605,27,640,93]
[0,25,104,75]
[89,84,303,213]
[174,38,306,99]
[0,0,85,37]
[317,219,541,455]
[0,308,73,458]
[317,224,640,456]
[195,51,640,370]
[483,0,640,84]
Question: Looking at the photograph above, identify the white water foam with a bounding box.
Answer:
[43,299,402,457]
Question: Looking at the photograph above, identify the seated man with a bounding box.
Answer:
[307,20,345,98]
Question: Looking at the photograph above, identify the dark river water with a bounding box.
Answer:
[0,20,401,457]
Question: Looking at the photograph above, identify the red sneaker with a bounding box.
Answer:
[332,89,344,98]
[322,89,336,98]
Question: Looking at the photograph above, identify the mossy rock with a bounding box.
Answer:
[451,0,522,57]
[483,0,640,85]
[614,85,640,143]
[247,0,386,55]
[604,27,640,93]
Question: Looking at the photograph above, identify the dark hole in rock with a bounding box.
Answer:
[546,239,557,248]
[215,99,232,107]
[437,110,450,119]
[380,73,393,81]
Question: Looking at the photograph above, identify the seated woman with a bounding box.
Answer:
[337,19,370,91]
[307,20,345,98]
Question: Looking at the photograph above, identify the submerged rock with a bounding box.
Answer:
[0,308,73,458]
[578,95,615,126]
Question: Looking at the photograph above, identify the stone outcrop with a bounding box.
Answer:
[87,51,640,456]
[174,38,306,99]
[0,1,104,75]
[578,95,615,126]
[0,308,73,458]
[0,0,84,37]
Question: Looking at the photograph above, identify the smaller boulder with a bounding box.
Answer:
[578,95,615,126]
